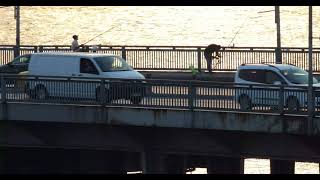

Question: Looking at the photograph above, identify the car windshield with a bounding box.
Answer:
[280,66,318,84]
[94,56,133,72]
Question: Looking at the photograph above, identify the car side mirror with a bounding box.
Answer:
[273,81,282,85]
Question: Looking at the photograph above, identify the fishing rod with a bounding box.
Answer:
[82,25,117,45]
[227,14,250,47]
[226,8,275,47]
[214,10,264,69]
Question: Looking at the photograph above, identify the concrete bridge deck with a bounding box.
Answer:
[1,102,320,160]
[1,74,320,173]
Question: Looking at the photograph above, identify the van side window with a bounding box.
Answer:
[239,69,265,83]
[265,70,286,85]
[80,58,98,74]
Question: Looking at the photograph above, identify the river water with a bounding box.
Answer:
[1,6,320,47]
[0,6,319,174]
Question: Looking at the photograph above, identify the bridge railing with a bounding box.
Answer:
[1,45,320,72]
[1,74,318,116]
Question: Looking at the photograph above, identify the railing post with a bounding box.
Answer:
[197,47,202,72]
[13,45,19,58]
[122,46,127,60]
[188,82,195,110]
[188,81,197,128]
[278,85,284,115]
[34,46,38,53]
[275,47,282,64]
[1,75,6,104]
[39,46,43,52]
[100,79,107,105]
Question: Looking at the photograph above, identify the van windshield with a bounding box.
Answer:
[94,56,133,72]
[280,66,318,84]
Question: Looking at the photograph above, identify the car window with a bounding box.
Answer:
[80,58,98,74]
[11,55,31,65]
[280,66,318,84]
[265,70,286,84]
[239,69,265,83]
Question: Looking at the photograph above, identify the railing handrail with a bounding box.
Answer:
[1,73,316,90]
[2,44,320,73]
[2,44,320,50]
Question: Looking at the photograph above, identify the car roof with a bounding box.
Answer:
[31,52,116,58]
[239,63,297,71]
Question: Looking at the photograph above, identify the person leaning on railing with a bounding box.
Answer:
[204,44,222,73]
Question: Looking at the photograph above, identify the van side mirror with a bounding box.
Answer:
[273,81,282,85]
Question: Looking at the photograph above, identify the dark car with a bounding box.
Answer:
[0,54,31,87]
[0,54,31,74]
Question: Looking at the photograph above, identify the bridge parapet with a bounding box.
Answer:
[1,75,320,135]
[1,102,319,136]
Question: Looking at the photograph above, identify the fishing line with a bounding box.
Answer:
[227,14,251,47]
[213,14,251,69]
[215,9,272,69]
[82,25,118,45]
[226,9,275,47]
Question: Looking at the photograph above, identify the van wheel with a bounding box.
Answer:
[35,86,48,100]
[239,95,252,111]
[96,87,111,103]
[130,95,143,105]
[286,97,300,112]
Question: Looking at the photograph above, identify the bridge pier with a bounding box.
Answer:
[166,155,186,174]
[141,151,187,174]
[207,157,244,174]
[141,150,167,174]
[270,159,295,174]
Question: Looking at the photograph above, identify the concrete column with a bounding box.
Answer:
[166,155,186,174]
[207,157,244,174]
[106,151,127,174]
[270,159,295,174]
[141,150,166,174]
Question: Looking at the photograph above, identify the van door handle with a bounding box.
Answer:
[78,74,83,76]
[71,74,76,76]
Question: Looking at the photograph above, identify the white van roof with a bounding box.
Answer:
[32,52,117,58]
[239,63,297,71]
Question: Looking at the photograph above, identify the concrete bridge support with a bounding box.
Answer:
[141,151,187,174]
[207,157,244,174]
[166,155,186,174]
[270,159,295,174]
[0,148,128,174]
[141,150,167,174]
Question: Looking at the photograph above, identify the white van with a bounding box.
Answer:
[25,52,147,104]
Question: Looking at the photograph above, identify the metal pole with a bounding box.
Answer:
[275,6,282,64]
[15,6,20,58]
[307,6,314,135]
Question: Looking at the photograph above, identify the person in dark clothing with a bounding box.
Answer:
[204,44,222,72]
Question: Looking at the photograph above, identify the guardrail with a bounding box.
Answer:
[1,45,320,72]
[1,74,319,116]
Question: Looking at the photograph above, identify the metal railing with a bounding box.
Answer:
[1,74,319,116]
[1,45,320,72]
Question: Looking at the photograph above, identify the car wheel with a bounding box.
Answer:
[286,97,300,112]
[239,95,252,111]
[35,86,48,100]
